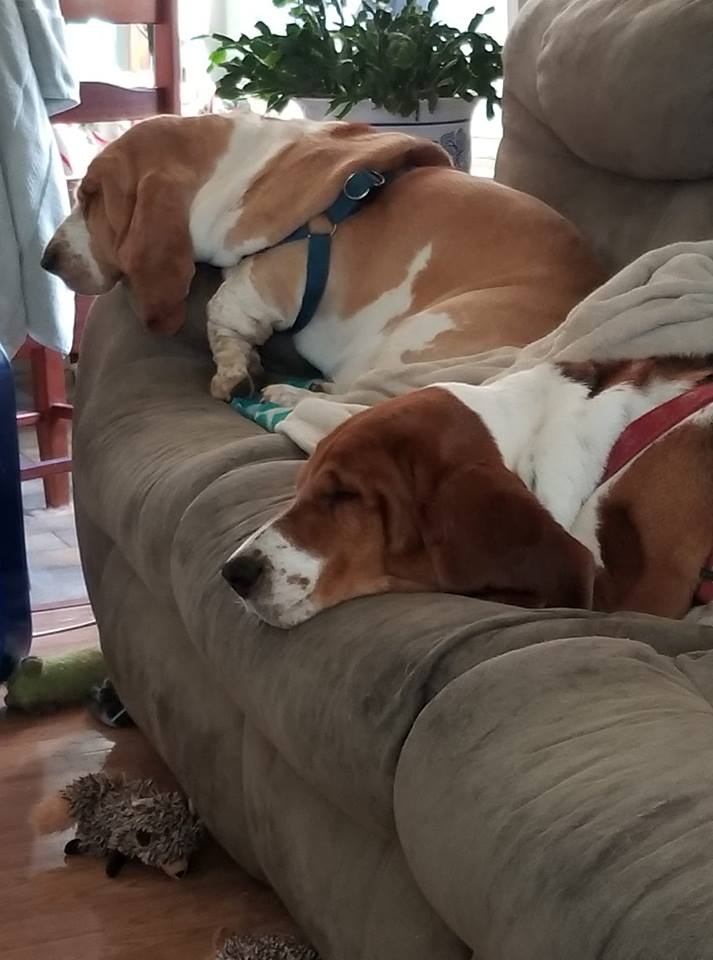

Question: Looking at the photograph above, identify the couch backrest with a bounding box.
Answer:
[495,0,713,272]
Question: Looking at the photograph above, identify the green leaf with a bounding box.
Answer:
[252,38,274,59]
[263,50,282,69]
[208,47,226,66]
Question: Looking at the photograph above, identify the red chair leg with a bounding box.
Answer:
[30,346,70,508]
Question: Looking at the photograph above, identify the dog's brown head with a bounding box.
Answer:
[222,387,595,627]
[41,114,234,333]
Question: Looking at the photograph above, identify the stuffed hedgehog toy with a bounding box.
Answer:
[214,932,319,960]
[33,772,203,878]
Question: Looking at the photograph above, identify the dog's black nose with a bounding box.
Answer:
[222,553,264,596]
[41,246,59,274]
[175,870,186,879]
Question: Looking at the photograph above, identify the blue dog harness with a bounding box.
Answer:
[273,168,387,333]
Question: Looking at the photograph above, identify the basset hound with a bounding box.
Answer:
[222,355,713,627]
[42,110,604,401]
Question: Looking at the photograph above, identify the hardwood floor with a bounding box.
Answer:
[1,683,297,959]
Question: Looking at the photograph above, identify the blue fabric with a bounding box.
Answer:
[230,378,320,432]
[293,232,332,333]
[0,345,32,681]
[277,169,387,333]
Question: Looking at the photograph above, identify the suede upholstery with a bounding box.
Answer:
[495,0,713,272]
[72,4,713,953]
[74,267,713,959]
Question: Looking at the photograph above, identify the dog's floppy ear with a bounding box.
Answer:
[230,122,452,253]
[372,471,423,558]
[118,170,196,334]
[423,465,594,609]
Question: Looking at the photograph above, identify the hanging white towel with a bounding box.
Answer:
[0,0,79,357]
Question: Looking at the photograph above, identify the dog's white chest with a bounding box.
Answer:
[293,243,452,383]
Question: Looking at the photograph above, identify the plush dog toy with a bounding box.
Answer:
[214,932,319,960]
[4,649,107,711]
[33,772,203,878]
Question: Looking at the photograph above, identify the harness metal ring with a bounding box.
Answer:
[343,170,385,201]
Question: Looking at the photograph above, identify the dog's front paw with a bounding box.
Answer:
[211,353,265,402]
[261,383,313,409]
[211,369,245,401]
[211,369,263,402]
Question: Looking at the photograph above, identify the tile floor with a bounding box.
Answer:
[15,363,88,608]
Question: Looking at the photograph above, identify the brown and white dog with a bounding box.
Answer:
[42,110,603,401]
[222,356,713,627]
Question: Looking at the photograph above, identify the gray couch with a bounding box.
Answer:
[74,2,713,958]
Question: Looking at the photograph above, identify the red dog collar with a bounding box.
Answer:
[600,378,713,606]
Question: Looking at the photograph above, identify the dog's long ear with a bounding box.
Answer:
[230,122,453,253]
[118,170,196,334]
[423,465,595,609]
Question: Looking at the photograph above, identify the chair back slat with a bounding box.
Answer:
[60,0,160,25]
[56,84,162,123]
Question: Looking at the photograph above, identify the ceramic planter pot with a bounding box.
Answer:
[297,97,473,172]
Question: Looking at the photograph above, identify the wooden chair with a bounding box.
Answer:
[56,0,181,122]
[17,0,180,508]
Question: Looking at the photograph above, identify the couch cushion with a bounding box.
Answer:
[509,0,713,180]
[496,0,713,272]
[396,635,713,960]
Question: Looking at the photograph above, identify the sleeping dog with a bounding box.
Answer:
[223,355,713,627]
[42,110,603,401]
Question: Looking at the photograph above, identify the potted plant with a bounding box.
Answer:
[207,0,503,171]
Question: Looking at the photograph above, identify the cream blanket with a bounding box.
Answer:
[278,240,713,454]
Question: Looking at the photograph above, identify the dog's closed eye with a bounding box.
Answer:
[322,488,360,509]
[327,488,358,502]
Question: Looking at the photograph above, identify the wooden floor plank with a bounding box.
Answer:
[0,689,297,958]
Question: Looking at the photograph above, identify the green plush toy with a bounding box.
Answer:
[4,648,107,711]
